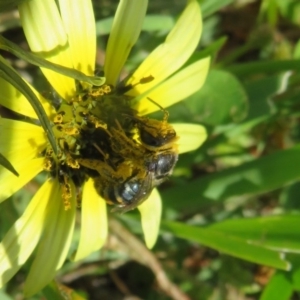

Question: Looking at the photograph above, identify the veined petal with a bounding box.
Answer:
[74,178,108,261]
[37,51,76,100]
[172,123,207,154]
[24,179,76,296]
[59,0,96,76]
[135,57,210,115]
[138,188,161,249]
[0,180,54,288]
[18,0,66,52]
[19,0,75,100]
[0,119,46,189]
[127,0,202,97]
[0,77,55,119]
[0,119,46,161]
[0,158,44,203]
[104,0,148,85]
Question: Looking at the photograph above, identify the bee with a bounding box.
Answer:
[140,119,178,170]
[77,102,179,212]
[109,119,178,186]
[123,105,179,185]
[78,158,154,212]
[145,151,178,186]
[100,172,154,213]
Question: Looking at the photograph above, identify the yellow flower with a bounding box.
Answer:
[0,0,209,296]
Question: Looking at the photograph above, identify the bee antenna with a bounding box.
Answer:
[146,97,169,121]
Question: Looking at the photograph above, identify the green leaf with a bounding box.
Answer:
[142,15,175,32]
[292,262,300,291]
[96,15,175,36]
[42,282,66,300]
[96,17,114,36]
[162,220,290,270]
[201,0,236,18]
[0,152,19,176]
[177,69,248,125]
[0,0,25,11]
[280,182,300,210]
[187,37,227,64]
[0,35,104,86]
[0,56,58,155]
[0,289,13,300]
[294,39,300,58]
[227,60,300,78]
[260,272,293,300]
[244,74,287,120]
[162,144,300,211]
[209,215,300,253]
[96,17,113,35]
[276,0,300,26]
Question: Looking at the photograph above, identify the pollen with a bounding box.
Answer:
[61,176,72,210]
[41,76,177,212]
[43,157,53,171]
[66,156,80,168]
[53,113,64,124]
[63,125,80,136]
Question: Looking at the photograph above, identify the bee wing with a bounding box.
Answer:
[111,172,154,213]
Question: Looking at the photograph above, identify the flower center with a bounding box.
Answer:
[43,81,178,212]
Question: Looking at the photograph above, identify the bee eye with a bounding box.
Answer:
[140,128,176,148]
[140,130,163,147]
[158,155,175,174]
[151,153,178,180]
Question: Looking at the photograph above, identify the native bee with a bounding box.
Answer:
[78,157,154,212]
[110,116,179,184]
[100,171,154,213]
[124,106,179,185]
[77,102,179,212]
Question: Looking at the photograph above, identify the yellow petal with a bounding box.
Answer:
[138,188,161,249]
[0,180,54,288]
[127,0,202,97]
[19,0,75,99]
[58,0,96,76]
[0,119,46,201]
[74,178,108,261]
[172,123,207,154]
[135,57,211,115]
[0,118,46,161]
[104,0,148,85]
[24,179,76,296]
[0,158,44,203]
[0,58,55,119]
[18,0,66,52]
[38,50,76,100]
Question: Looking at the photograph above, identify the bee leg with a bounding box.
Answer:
[77,158,117,179]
